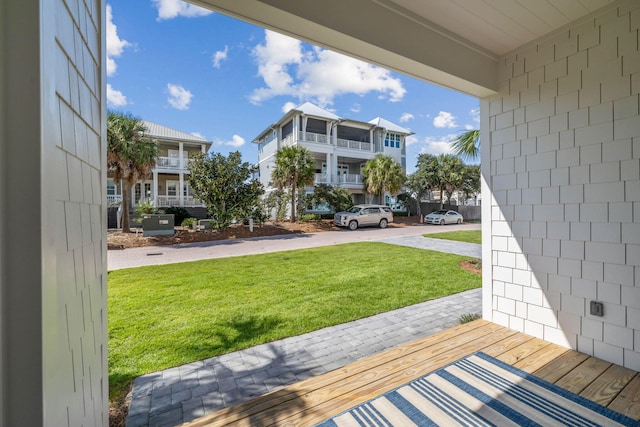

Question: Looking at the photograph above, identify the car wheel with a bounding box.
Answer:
[379,218,388,229]
[457,218,462,224]
[440,219,445,225]
[348,220,358,231]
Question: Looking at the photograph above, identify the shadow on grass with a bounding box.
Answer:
[123,314,314,426]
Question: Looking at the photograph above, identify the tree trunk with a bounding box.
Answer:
[122,181,131,233]
[290,183,296,222]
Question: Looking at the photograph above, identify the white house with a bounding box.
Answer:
[108,121,212,210]
[253,102,412,206]
[3,1,639,425]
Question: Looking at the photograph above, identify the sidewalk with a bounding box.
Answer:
[126,288,482,427]
[109,223,481,270]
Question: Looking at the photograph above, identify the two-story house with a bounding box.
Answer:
[108,120,212,215]
[253,102,412,207]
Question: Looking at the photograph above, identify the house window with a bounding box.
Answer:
[385,133,401,148]
[107,179,116,195]
[167,181,177,196]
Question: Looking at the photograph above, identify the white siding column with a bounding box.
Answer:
[370,129,375,152]
[153,171,159,206]
[179,173,184,207]
[301,115,307,141]
[201,143,206,154]
[1,1,108,426]
[179,142,184,169]
[325,153,331,184]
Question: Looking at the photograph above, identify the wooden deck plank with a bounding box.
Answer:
[554,356,612,394]
[533,349,590,383]
[181,322,640,427]
[608,374,640,419]
[580,364,638,406]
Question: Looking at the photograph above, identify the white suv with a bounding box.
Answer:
[334,204,394,230]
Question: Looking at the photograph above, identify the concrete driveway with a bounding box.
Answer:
[108,222,481,270]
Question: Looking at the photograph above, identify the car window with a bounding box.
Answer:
[448,212,456,215]
[381,207,391,213]
[347,207,361,213]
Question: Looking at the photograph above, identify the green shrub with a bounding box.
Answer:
[181,217,198,229]
[165,206,190,225]
[459,313,481,324]
[298,213,320,221]
[134,199,158,215]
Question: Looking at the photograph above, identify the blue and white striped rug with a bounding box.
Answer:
[316,352,639,426]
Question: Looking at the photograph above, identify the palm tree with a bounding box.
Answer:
[107,111,158,233]
[417,153,464,209]
[271,145,315,222]
[451,129,480,162]
[362,154,405,205]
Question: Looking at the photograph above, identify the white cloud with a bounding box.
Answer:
[214,135,246,148]
[152,0,213,20]
[282,102,297,114]
[350,104,361,113]
[212,46,229,68]
[250,30,405,107]
[400,112,414,123]
[405,135,418,146]
[470,107,480,123]
[106,5,130,76]
[419,135,456,156]
[166,83,193,110]
[191,132,205,139]
[106,84,127,107]
[433,111,456,128]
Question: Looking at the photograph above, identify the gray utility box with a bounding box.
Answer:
[198,219,214,230]
[142,214,175,237]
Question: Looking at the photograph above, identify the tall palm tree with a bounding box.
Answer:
[271,145,315,222]
[107,111,158,233]
[362,154,405,205]
[451,129,480,162]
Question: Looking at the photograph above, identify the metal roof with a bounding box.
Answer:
[141,120,211,145]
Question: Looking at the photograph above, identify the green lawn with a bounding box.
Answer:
[425,230,482,244]
[108,242,481,397]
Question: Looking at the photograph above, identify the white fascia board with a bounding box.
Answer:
[196,0,499,97]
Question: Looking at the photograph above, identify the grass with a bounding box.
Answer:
[425,229,482,244]
[108,242,481,398]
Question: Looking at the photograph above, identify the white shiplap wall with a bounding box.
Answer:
[485,1,640,370]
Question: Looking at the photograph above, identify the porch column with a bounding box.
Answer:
[153,170,158,206]
[179,173,185,207]
[370,129,375,152]
[201,143,206,154]
[178,142,184,169]
[301,115,307,141]
[325,153,331,184]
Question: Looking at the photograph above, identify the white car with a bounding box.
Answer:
[334,204,393,230]
[424,210,463,225]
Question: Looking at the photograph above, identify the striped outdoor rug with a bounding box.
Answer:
[316,352,639,426]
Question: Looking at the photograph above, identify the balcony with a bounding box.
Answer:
[313,173,363,187]
[154,156,195,170]
[156,195,204,207]
[283,131,372,152]
[107,194,122,205]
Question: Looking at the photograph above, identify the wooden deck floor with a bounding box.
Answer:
[183,320,640,426]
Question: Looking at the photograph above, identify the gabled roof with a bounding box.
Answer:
[294,102,341,120]
[142,121,211,145]
[369,117,413,135]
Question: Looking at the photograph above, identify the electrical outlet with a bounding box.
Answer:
[590,301,604,317]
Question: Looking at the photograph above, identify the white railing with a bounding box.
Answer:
[107,195,122,205]
[299,131,328,144]
[155,157,195,170]
[282,133,296,147]
[336,138,371,151]
[156,196,204,207]
[339,174,362,184]
[313,174,364,186]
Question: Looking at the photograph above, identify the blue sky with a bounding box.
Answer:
[106,0,479,172]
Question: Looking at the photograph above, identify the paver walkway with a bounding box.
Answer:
[126,288,482,427]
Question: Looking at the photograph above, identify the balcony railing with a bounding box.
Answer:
[156,195,204,207]
[155,157,195,170]
[337,138,371,151]
[313,174,363,186]
[283,131,372,152]
[299,131,329,144]
[107,195,122,205]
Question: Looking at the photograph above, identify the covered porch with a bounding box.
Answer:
[184,319,640,426]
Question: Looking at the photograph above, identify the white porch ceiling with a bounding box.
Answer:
[196,0,616,97]
[385,0,614,57]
